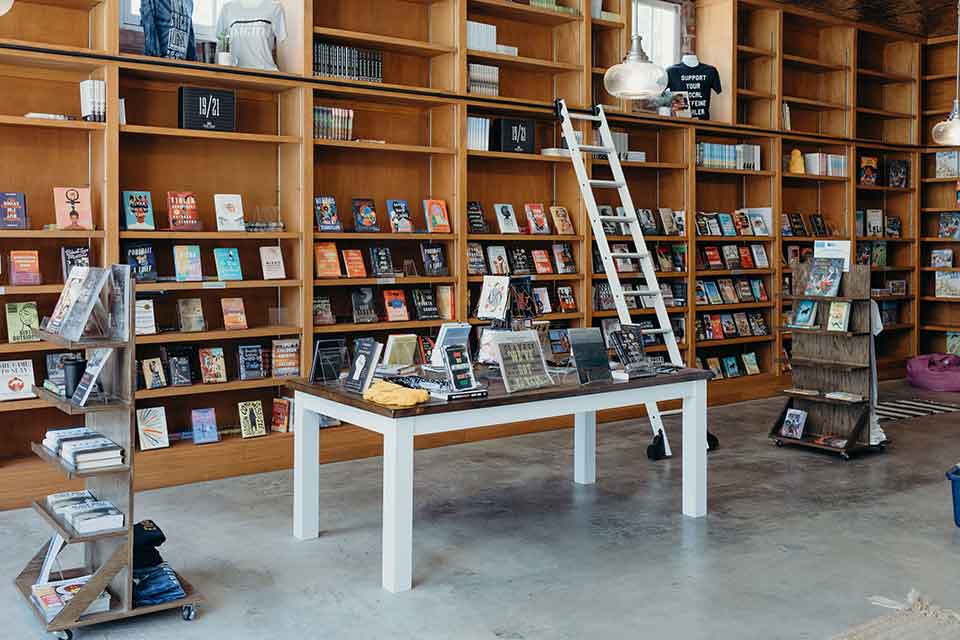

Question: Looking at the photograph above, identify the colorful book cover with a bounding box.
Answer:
[342,249,367,278]
[721,355,741,378]
[887,159,908,188]
[935,272,960,298]
[550,206,575,235]
[173,245,203,281]
[136,407,170,450]
[871,241,888,267]
[177,298,206,332]
[0,359,35,401]
[191,408,219,444]
[532,249,554,274]
[166,191,202,230]
[741,352,760,375]
[213,247,243,281]
[259,246,286,280]
[804,258,843,297]
[9,251,41,285]
[271,399,290,433]
[717,212,737,236]
[213,194,245,231]
[552,242,576,274]
[946,332,960,355]
[198,347,227,383]
[0,192,27,229]
[420,243,447,276]
[122,191,155,230]
[5,302,39,343]
[53,187,93,230]
[386,199,414,232]
[142,357,167,389]
[238,344,265,380]
[126,242,157,282]
[383,290,410,322]
[858,156,879,185]
[314,242,341,278]
[486,245,510,275]
[135,300,157,335]
[221,297,248,330]
[238,400,267,438]
[827,300,851,332]
[313,296,335,325]
[61,246,90,281]
[524,203,550,234]
[467,243,487,275]
[272,339,300,376]
[792,300,818,327]
[780,408,807,439]
[352,198,379,232]
[314,196,342,231]
[557,286,577,312]
[931,249,954,268]
[938,213,960,239]
[423,199,451,233]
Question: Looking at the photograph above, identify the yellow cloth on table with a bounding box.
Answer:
[362,380,430,408]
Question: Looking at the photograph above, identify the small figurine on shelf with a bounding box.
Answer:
[788,149,805,174]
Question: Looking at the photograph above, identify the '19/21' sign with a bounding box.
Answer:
[179,87,237,132]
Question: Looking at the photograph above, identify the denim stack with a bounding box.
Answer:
[132,520,186,607]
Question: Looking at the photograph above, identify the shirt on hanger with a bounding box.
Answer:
[141,0,197,61]
[666,63,722,120]
[216,0,287,71]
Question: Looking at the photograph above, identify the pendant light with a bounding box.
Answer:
[0,0,14,16]
[933,1,960,145]
[603,0,668,99]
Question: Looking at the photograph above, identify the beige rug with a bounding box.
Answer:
[833,592,960,639]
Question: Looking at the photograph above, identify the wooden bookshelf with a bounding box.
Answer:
[854,29,920,145]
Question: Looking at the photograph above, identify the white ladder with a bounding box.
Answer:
[557,99,683,457]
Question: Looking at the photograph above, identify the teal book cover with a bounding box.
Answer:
[214,247,243,281]
[173,245,202,282]
[122,190,155,230]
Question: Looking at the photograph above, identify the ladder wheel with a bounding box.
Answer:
[182,604,198,621]
[50,631,73,640]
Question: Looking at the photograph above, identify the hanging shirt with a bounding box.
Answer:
[666,63,722,120]
[141,0,197,60]
[216,0,287,71]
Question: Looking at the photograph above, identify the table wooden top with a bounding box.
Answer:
[286,368,712,419]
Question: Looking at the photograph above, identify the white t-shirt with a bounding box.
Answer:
[216,0,286,71]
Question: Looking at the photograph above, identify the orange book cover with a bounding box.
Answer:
[738,246,755,269]
[341,249,367,278]
[271,398,290,432]
[422,199,451,233]
[53,187,94,230]
[383,289,409,321]
[166,191,202,230]
[221,297,248,330]
[314,242,341,278]
[531,249,554,274]
[9,250,41,285]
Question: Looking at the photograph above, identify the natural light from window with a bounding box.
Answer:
[633,0,681,70]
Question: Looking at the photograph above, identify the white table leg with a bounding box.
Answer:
[682,379,708,517]
[382,421,414,593]
[293,395,322,540]
[574,411,597,484]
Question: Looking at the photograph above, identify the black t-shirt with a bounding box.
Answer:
[666,63,722,120]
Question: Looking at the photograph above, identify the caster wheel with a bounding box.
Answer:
[51,630,73,640]
[841,453,851,461]
[182,604,198,621]
[775,439,783,447]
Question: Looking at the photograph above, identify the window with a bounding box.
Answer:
[632,0,682,70]
[122,0,226,40]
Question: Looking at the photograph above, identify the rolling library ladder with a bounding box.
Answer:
[557,99,684,457]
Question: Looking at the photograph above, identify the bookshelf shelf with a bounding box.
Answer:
[467,0,582,25]
[313,139,456,155]
[782,96,848,111]
[136,279,301,292]
[592,307,687,318]
[0,341,65,354]
[0,399,51,413]
[1,284,72,295]
[695,167,775,177]
[135,377,292,400]
[856,106,915,119]
[466,50,581,73]
[314,232,456,241]
[782,53,848,72]
[696,302,775,312]
[313,276,456,287]
[312,27,455,57]
[468,150,572,163]
[32,385,131,415]
[591,17,625,30]
[119,231,299,240]
[782,173,848,182]
[697,336,775,348]
[0,229,105,239]
[696,269,773,276]
[737,44,775,59]
[857,68,915,83]
[315,319,446,333]
[32,500,127,544]
[467,273,582,283]
[0,115,105,131]
[468,234,583,242]
[737,88,776,101]
[120,125,299,145]
[30,442,130,480]
[137,325,302,345]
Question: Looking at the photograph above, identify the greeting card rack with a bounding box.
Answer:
[770,263,882,459]
[15,275,203,640]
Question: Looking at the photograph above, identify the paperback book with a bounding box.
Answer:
[213,247,243,281]
[167,192,201,230]
[213,194,245,231]
[0,192,26,229]
[386,199,414,232]
[6,302,39,343]
[423,199,451,233]
[122,191,155,230]
[191,408,219,444]
[314,196,342,231]
[173,245,203,282]
[352,198,379,232]
[136,407,170,450]
[259,246,286,279]
[199,347,227,383]
[238,400,267,438]
[177,298,206,332]
[126,243,158,282]
[221,297,248,330]
[53,187,93,230]
[494,203,520,233]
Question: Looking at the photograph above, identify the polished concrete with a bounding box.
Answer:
[1,379,958,639]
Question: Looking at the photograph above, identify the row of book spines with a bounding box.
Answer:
[313,41,384,83]
[696,142,762,170]
[466,117,491,151]
[313,106,354,141]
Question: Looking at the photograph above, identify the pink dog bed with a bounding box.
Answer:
[907,354,960,392]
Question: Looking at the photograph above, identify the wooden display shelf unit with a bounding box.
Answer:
[854,29,920,145]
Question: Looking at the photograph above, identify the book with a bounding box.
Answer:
[314,196,342,231]
[134,300,157,336]
[238,344,265,380]
[126,242,157,282]
[804,258,843,297]
[717,212,737,236]
[314,242,342,277]
[531,286,552,314]
[176,298,205,332]
[343,338,382,394]
[705,357,723,379]
[69,347,112,406]
[567,327,612,384]
[383,334,418,366]
[887,159,908,188]
[550,206,575,235]
[751,244,769,268]
[59,246,90,282]
[939,213,960,239]
[477,275,510,320]
[0,358,35,401]
[871,241,887,267]
[557,285,577,312]
[486,245,510,275]
[931,249,954,268]
[136,407,170,450]
[0,192,26,229]
[342,249,367,278]
[948,332,960,355]
[467,201,488,233]
[198,347,227,383]
[381,290,408,322]
[411,288,440,320]
[780,213,793,237]
[721,245,740,269]
[45,267,109,341]
[167,191,201,230]
[239,400,267,438]
[741,352,760,375]
[6,302,39,343]
[884,215,902,239]
[524,203,550,234]
[420,243,448,276]
[738,246,755,269]
[351,287,378,323]
[423,199,451,233]
[527,249,553,274]
[168,353,192,386]
[637,208,659,234]
[259,246,286,280]
[436,286,455,320]
[313,296,335,325]
[122,191,155,230]
[827,300,851,332]
[491,330,553,393]
[721,356,741,378]
[467,243,487,275]
[866,209,884,237]
[788,213,808,236]
[272,338,300,376]
[442,343,478,391]
[493,203,520,233]
[191,408,219,444]
[213,194,245,231]
[53,187,93,230]
[655,207,676,235]
[213,247,243,281]
[221,297,248,330]
[271,399,291,433]
[173,245,203,281]
[937,151,960,178]
[809,214,829,237]
[552,242,576,274]
[352,198,380,232]
[858,156,879,185]
[142,357,167,389]
[780,408,807,439]
[386,199,414,232]
[792,300,819,328]
[417,335,435,364]
[508,246,532,274]
[9,250,40,285]
[936,272,960,298]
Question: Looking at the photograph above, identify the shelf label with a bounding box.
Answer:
[376,277,396,285]
[202,281,227,289]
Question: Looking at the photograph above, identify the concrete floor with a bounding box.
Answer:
[1,379,958,639]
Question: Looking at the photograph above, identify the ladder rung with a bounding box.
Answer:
[598,215,635,223]
[622,289,659,297]
[589,179,624,189]
[610,252,647,259]
[578,144,614,154]
[569,113,602,121]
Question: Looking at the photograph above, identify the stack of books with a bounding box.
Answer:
[466,20,497,52]
[799,152,847,177]
[32,575,111,622]
[46,489,125,533]
[468,64,499,96]
[467,116,491,151]
[42,427,124,471]
[313,42,383,83]
[696,142,762,170]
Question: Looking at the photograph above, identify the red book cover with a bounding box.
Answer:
[531,249,554,274]
[738,246,755,269]
[9,250,41,285]
[704,246,724,269]
[167,191,202,230]
[710,315,725,340]
[271,398,290,432]
[383,289,409,321]
[341,249,367,278]
[524,203,550,234]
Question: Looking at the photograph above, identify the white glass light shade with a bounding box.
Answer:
[0,0,14,16]
[933,101,960,146]
[603,58,668,100]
